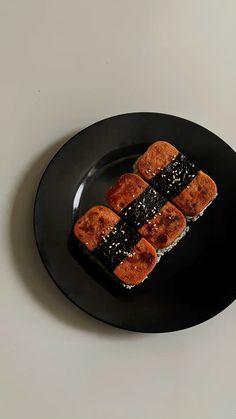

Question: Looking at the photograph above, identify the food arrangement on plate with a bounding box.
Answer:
[34,110,236,332]
[73,141,217,289]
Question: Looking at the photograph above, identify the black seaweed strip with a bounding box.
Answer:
[150,153,198,198]
[120,187,167,229]
[93,220,141,271]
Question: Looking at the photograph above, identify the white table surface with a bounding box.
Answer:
[0,1,235,418]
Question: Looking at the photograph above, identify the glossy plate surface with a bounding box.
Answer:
[34,113,236,332]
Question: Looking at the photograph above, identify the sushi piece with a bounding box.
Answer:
[136,141,217,220]
[107,173,187,251]
[73,205,158,288]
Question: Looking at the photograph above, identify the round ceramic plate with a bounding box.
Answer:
[34,113,236,332]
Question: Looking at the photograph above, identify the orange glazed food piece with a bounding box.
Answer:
[74,205,158,287]
[136,141,217,218]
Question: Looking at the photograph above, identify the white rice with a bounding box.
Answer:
[186,195,217,222]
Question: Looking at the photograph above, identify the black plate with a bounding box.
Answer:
[34,113,236,332]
